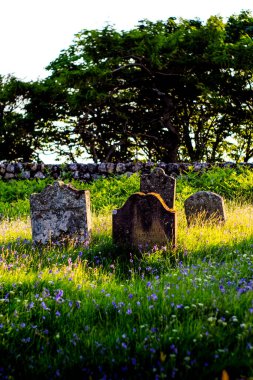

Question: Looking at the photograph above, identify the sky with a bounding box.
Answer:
[1,0,253,82]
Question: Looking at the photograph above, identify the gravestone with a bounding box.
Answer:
[30,181,91,244]
[113,192,177,249]
[184,191,226,226]
[140,167,176,209]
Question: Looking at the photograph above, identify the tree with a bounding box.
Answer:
[0,75,70,162]
[46,12,253,163]
[5,11,249,163]
[0,75,36,161]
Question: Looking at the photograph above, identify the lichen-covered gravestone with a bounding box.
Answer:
[140,167,176,209]
[30,181,91,244]
[184,191,226,226]
[113,192,177,249]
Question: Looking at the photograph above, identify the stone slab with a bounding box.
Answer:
[30,181,91,244]
[113,192,177,249]
[184,190,226,226]
[140,167,176,209]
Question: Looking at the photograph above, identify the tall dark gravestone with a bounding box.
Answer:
[113,192,177,250]
[140,167,176,209]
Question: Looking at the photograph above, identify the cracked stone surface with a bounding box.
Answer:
[30,181,91,244]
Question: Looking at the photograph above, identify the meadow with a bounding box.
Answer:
[0,166,253,380]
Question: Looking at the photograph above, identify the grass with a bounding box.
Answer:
[0,165,253,219]
[0,199,253,379]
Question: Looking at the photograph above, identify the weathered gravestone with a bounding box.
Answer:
[113,192,177,249]
[30,181,91,244]
[184,191,226,226]
[140,167,176,209]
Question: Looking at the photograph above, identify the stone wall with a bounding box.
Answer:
[0,161,252,181]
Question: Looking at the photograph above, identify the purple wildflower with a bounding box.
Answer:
[42,288,50,298]
[219,285,226,293]
[41,301,49,311]
[55,369,61,377]
[21,337,31,343]
[55,289,64,302]
[150,293,158,301]
[170,344,178,354]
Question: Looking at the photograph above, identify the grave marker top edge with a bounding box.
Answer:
[30,181,90,211]
[114,192,176,214]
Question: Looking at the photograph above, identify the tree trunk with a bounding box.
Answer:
[160,96,180,162]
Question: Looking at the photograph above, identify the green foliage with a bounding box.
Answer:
[0,75,35,161]
[0,199,30,220]
[1,12,252,163]
[0,178,52,202]
[0,166,252,219]
[0,74,70,161]
[72,173,140,213]
[44,11,253,163]
[176,166,253,204]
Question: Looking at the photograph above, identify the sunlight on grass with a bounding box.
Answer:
[0,201,253,379]
[177,203,253,256]
[0,217,31,243]
[0,212,112,245]
[0,169,253,379]
[0,203,252,253]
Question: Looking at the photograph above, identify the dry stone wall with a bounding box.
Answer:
[0,161,252,181]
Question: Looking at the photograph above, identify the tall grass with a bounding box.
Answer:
[0,165,252,219]
[0,200,253,379]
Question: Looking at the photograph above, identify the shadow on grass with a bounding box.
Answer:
[1,227,253,282]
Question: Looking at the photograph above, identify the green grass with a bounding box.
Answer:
[0,167,253,379]
[0,199,253,379]
[0,165,252,219]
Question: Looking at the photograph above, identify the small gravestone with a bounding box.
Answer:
[184,191,226,226]
[113,192,176,249]
[30,181,91,244]
[140,168,176,209]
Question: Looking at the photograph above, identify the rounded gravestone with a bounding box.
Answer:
[184,191,226,226]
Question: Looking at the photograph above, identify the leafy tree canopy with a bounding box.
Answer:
[1,11,253,163]
[45,10,253,163]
